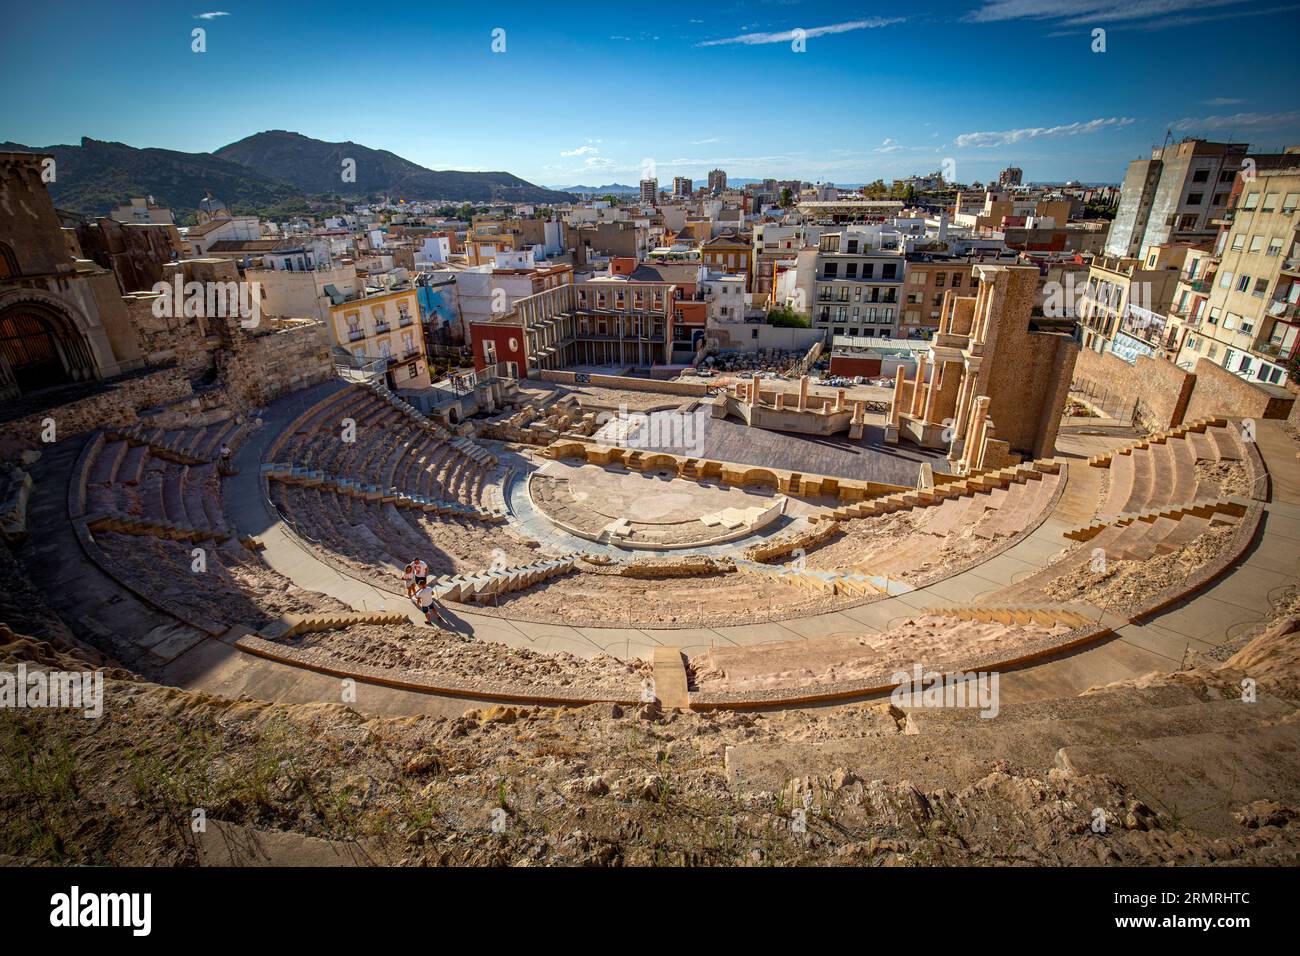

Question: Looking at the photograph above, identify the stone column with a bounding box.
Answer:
[798,375,809,411]
[923,360,942,423]
[890,373,906,427]
[850,400,866,440]
[752,372,762,407]
[965,396,991,473]
[836,388,846,412]
[775,390,785,410]
[949,371,972,463]
[938,290,953,335]
[911,354,928,418]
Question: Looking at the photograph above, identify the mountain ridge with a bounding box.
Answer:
[3,131,572,222]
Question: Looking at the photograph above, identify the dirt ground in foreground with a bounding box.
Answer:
[3,612,1298,867]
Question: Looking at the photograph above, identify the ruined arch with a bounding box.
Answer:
[740,467,780,489]
[0,289,101,400]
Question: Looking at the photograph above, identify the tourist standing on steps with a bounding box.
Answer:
[409,557,429,597]
[219,442,233,473]
[413,583,448,627]
[402,562,415,596]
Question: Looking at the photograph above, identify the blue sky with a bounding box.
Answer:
[3,0,1298,187]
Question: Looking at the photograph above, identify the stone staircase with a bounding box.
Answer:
[1086,417,1227,468]
[257,611,410,640]
[1064,496,1249,543]
[433,555,580,603]
[825,459,1061,522]
[261,463,505,522]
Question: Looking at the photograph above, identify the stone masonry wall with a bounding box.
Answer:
[1185,357,1295,422]
[1073,347,1195,429]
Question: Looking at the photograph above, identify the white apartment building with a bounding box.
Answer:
[811,228,904,338]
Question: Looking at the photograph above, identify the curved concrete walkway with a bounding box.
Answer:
[219,384,1299,709]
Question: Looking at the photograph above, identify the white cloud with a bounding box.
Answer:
[560,145,599,158]
[965,0,1299,31]
[1172,110,1300,131]
[965,0,1242,25]
[691,138,722,145]
[955,116,1135,147]
[194,10,230,19]
[697,18,903,47]
[1203,97,1245,106]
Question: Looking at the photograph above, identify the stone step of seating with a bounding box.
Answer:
[261,463,506,523]
[258,610,410,640]
[107,426,213,466]
[1086,417,1226,468]
[733,558,908,597]
[1207,424,1243,461]
[85,511,230,544]
[827,459,1056,522]
[921,604,1097,629]
[434,555,579,603]
[1185,428,1216,461]
[1098,451,1135,519]
[1063,496,1248,543]
[87,439,129,486]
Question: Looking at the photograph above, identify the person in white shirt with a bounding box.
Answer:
[407,558,428,597]
[413,584,447,626]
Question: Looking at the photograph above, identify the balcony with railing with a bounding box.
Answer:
[1255,339,1297,362]
[374,322,391,335]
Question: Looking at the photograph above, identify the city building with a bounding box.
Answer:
[328,284,431,389]
[1175,166,1300,386]
[1104,139,1249,259]
[1077,244,1195,359]
[707,168,726,193]
[470,278,675,375]
[672,176,693,198]
[997,166,1023,188]
[700,232,753,288]
[109,197,175,226]
[811,228,904,338]
[639,178,658,205]
[902,252,1021,339]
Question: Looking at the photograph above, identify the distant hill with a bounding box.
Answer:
[0,137,312,224]
[3,131,572,223]
[215,131,572,205]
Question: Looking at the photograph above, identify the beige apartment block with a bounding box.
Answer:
[1078,244,1194,356]
[902,253,1019,339]
[329,286,430,390]
[1176,167,1300,387]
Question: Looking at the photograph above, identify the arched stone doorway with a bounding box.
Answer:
[0,298,100,401]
